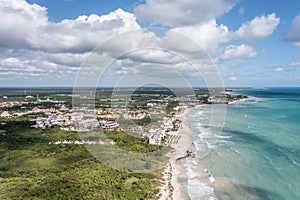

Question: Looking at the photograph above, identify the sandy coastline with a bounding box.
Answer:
[158,109,194,200]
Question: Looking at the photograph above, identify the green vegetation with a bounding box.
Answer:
[0,123,161,199]
[0,87,247,199]
[80,130,169,173]
[133,115,151,127]
[104,130,161,153]
[166,101,179,114]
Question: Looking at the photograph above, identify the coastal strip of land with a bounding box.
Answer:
[158,109,194,200]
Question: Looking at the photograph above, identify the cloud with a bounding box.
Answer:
[0,0,254,61]
[274,67,284,72]
[134,0,237,27]
[0,56,79,81]
[0,0,142,53]
[97,30,159,58]
[220,44,258,60]
[163,20,230,54]
[0,0,286,87]
[287,62,300,66]
[283,15,300,46]
[225,73,237,81]
[228,76,237,81]
[234,13,280,41]
[31,9,142,53]
[45,52,89,67]
[0,0,48,48]
[270,62,300,69]
[119,49,183,64]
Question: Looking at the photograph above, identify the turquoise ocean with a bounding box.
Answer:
[180,88,300,200]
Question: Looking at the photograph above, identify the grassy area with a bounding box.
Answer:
[0,124,162,199]
[166,100,179,114]
[133,115,152,127]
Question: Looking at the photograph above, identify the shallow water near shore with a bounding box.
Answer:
[179,88,300,199]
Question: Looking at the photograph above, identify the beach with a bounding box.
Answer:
[158,109,194,200]
[165,88,300,199]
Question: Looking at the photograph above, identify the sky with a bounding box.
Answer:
[0,0,300,87]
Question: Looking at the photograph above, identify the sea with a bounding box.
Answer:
[179,88,300,200]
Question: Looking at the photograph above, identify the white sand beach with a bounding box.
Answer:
[158,109,194,200]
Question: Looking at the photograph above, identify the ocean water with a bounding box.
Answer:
[181,88,300,200]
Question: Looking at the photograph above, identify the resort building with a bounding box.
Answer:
[99,120,119,130]
[36,117,50,128]
[147,128,166,145]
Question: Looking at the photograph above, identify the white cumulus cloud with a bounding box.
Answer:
[134,0,237,27]
[30,8,142,53]
[220,44,258,60]
[164,20,230,54]
[0,0,142,53]
[234,13,280,41]
[0,0,48,48]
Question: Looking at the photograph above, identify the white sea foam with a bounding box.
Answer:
[185,161,216,200]
[187,179,215,200]
[287,156,298,166]
[229,96,263,105]
[215,135,232,139]
[230,147,240,154]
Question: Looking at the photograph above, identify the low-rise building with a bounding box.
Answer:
[99,120,119,130]
[1,111,11,118]
[36,117,50,128]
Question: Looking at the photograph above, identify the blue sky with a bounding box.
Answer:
[27,0,138,22]
[0,0,300,87]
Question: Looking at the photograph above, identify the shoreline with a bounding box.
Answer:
[227,97,249,105]
[227,95,257,105]
[158,108,194,200]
